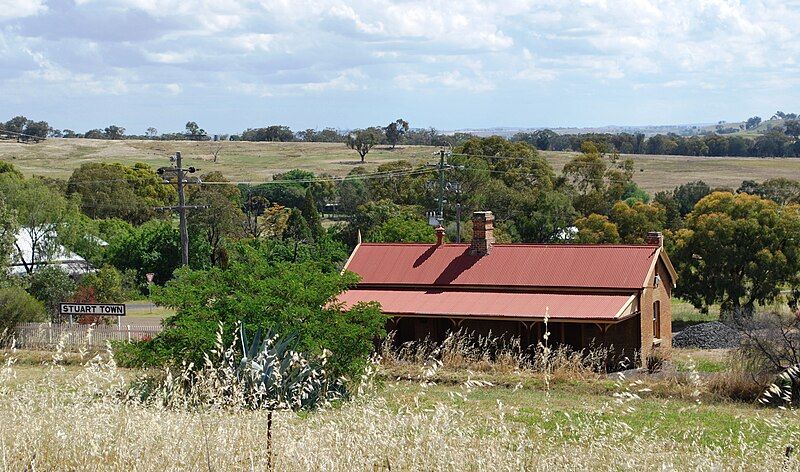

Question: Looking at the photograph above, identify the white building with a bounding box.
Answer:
[8,229,96,276]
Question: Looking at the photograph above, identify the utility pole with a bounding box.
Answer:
[456,202,462,243]
[427,147,462,234]
[175,151,189,266]
[438,148,446,224]
[451,182,463,243]
[156,151,206,266]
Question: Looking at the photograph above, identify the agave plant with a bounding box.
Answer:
[202,325,345,411]
[230,324,346,411]
[759,363,800,408]
[202,323,346,471]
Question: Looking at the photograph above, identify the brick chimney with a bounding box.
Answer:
[645,231,663,247]
[470,211,495,256]
[435,225,445,246]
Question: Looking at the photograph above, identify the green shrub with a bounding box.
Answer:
[119,242,386,378]
[0,287,46,335]
[27,267,76,320]
[120,268,143,299]
[369,215,436,243]
[79,265,125,303]
[105,220,209,286]
[112,339,162,368]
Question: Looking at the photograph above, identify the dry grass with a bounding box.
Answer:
[671,298,720,325]
[124,300,175,318]
[0,139,438,181]
[0,325,798,470]
[542,150,800,194]
[3,139,800,194]
[380,329,612,389]
[0,347,799,471]
[0,340,799,471]
[378,332,765,405]
[672,348,730,373]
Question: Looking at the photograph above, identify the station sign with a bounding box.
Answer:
[59,303,126,316]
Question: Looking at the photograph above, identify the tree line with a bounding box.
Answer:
[0,115,477,148]
[513,119,800,157]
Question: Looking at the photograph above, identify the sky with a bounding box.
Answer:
[1,0,799,135]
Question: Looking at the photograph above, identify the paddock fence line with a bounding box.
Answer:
[8,323,163,350]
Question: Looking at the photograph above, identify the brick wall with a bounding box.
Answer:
[639,259,673,362]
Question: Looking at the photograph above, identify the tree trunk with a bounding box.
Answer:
[15,242,33,275]
[721,302,754,326]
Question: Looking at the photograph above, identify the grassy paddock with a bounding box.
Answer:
[124,300,175,318]
[3,139,800,194]
[671,298,719,331]
[0,139,437,181]
[542,150,800,193]
[0,349,797,470]
[671,349,730,373]
[670,298,793,331]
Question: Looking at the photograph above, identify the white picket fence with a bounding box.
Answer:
[9,323,163,350]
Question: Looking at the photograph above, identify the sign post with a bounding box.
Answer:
[146,273,155,314]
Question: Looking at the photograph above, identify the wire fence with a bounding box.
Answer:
[8,323,163,350]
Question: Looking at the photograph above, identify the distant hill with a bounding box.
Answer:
[450,116,797,139]
[447,124,711,138]
[697,117,790,137]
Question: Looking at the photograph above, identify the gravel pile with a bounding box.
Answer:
[672,321,741,349]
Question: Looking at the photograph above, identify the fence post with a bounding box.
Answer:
[127,325,131,343]
[48,322,52,345]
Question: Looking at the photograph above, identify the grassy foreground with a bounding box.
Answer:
[2,139,800,193]
[0,350,798,471]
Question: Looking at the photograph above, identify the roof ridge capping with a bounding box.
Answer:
[358,242,660,248]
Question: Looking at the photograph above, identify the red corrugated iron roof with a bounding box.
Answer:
[337,289,636,321]
[345,243,665,290]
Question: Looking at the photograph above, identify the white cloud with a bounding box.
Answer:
[302,68,367,92]
[230,68,367,97]
[232,33,276,52]
[394,70,495,93]
[3,0,800,127]
[323,1,514,52]
[513,48,558,81]
[15,0,800,93]
[144,51,195,64]
[0,0,46,21]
